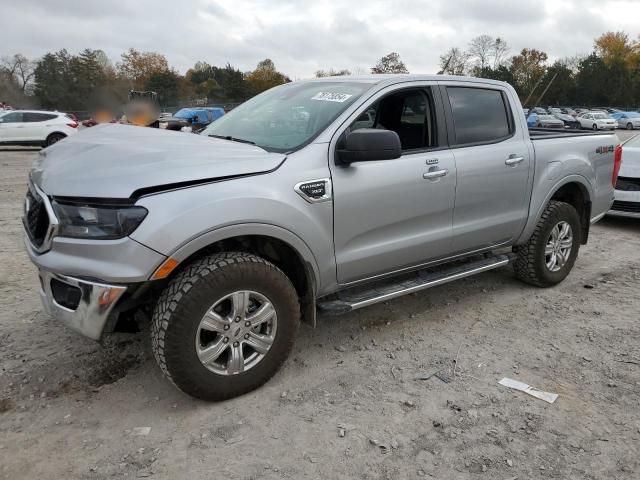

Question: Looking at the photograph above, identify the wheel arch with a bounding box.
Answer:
[518,175,593,246]
[165,224,320,326]
[549,181,591,243]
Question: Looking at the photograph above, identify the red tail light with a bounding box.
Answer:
[612,144,622,187]
[67,122,78,128]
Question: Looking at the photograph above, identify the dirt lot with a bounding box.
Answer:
[1,135,639,480]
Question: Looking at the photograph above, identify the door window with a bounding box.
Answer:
[349,89,436,151]
[23,112,57,122]
[0,112,23,123]
[446,87,512,145]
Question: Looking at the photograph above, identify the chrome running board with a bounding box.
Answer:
[317,254,512,315]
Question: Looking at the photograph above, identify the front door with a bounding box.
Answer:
[0,112,26,142]
[330,85,456,284]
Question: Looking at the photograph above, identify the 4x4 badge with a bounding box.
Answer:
[294,178,332,203]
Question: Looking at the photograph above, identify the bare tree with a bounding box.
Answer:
[468,35,494,69]
[491,37,510,68]
[439,48,470,75]
[1,54,35,93]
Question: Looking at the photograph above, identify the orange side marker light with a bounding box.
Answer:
[151,258,180,280]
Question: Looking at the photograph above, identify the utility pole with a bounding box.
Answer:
[523,75,545,107]
[534,72,558,107]
[438,56,452,75]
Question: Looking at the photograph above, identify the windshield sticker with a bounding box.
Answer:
[311,92,353,103]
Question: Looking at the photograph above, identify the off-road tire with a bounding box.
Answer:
[151,252,300,401]
[513,200,581,287]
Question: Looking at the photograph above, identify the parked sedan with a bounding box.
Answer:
[553,113,580,129]
[577,112,617,130]
[609,134,640,218]
[0,110,78,146]
[530,114,564,128]
[611,112,640,130]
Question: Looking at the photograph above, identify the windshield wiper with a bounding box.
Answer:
[208,134,255,145]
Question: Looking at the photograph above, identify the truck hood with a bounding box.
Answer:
[31,123,286,198]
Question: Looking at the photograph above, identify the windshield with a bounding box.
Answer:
[539,115,556,120]
[593,113,609,119]
[200,81,372,152]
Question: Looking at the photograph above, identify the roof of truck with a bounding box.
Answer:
[300,74,510,88]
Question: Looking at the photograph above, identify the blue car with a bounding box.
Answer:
[160,107,225,132]
[611,112,640,130]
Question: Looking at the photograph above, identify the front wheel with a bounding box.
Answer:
[627,123,634,130]
[151,252,300,401]
[513,201,581,287]
[592,124,598,130]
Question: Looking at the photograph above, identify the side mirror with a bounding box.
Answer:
[337,128,402,164]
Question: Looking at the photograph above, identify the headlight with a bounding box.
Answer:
[52,201,148,239]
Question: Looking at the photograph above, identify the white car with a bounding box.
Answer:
[609,134,640,218]
[0,110,78,147]
[577,111,617,130]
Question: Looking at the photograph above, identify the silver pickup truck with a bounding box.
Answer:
[23,75,621,400]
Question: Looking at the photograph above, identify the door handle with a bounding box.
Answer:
[423,169,448,179]
[505,155,524,166]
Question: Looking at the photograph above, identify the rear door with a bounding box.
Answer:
[330,83,457,284]
[23,112,58,141]
[440,82,531,252]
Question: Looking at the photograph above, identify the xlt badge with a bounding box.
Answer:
[294,178,332,203]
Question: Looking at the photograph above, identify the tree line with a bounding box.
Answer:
[439,32,640,108]
[1,31,638,113]
[0,49,293,112]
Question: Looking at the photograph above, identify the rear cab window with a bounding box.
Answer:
[444,86,514,146]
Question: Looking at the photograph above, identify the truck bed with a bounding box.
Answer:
[528,127,614,140]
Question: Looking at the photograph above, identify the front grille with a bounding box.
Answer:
[616,177,640,192]
[611,200,640,213]
[24,188,50,247]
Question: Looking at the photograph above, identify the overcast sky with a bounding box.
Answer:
[2,0,638,78]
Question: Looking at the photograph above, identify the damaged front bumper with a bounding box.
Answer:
[37,269,127,340]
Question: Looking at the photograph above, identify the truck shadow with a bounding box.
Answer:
[599,216,640,233]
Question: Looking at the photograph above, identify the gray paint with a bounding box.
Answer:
[26,74,616,306]
[31,123,285,198]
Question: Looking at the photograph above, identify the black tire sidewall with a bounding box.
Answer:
[46,134,64,146]
[158,256,299,400]
[532,204,581,285]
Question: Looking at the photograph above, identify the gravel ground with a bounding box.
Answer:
[0,132,639,480]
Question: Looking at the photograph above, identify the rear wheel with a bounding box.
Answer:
[151,252,300,401]
[45,133,65,146]
[513,201,581,287]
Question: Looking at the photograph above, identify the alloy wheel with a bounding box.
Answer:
[195,290,277,375]
[545,221,573,272]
